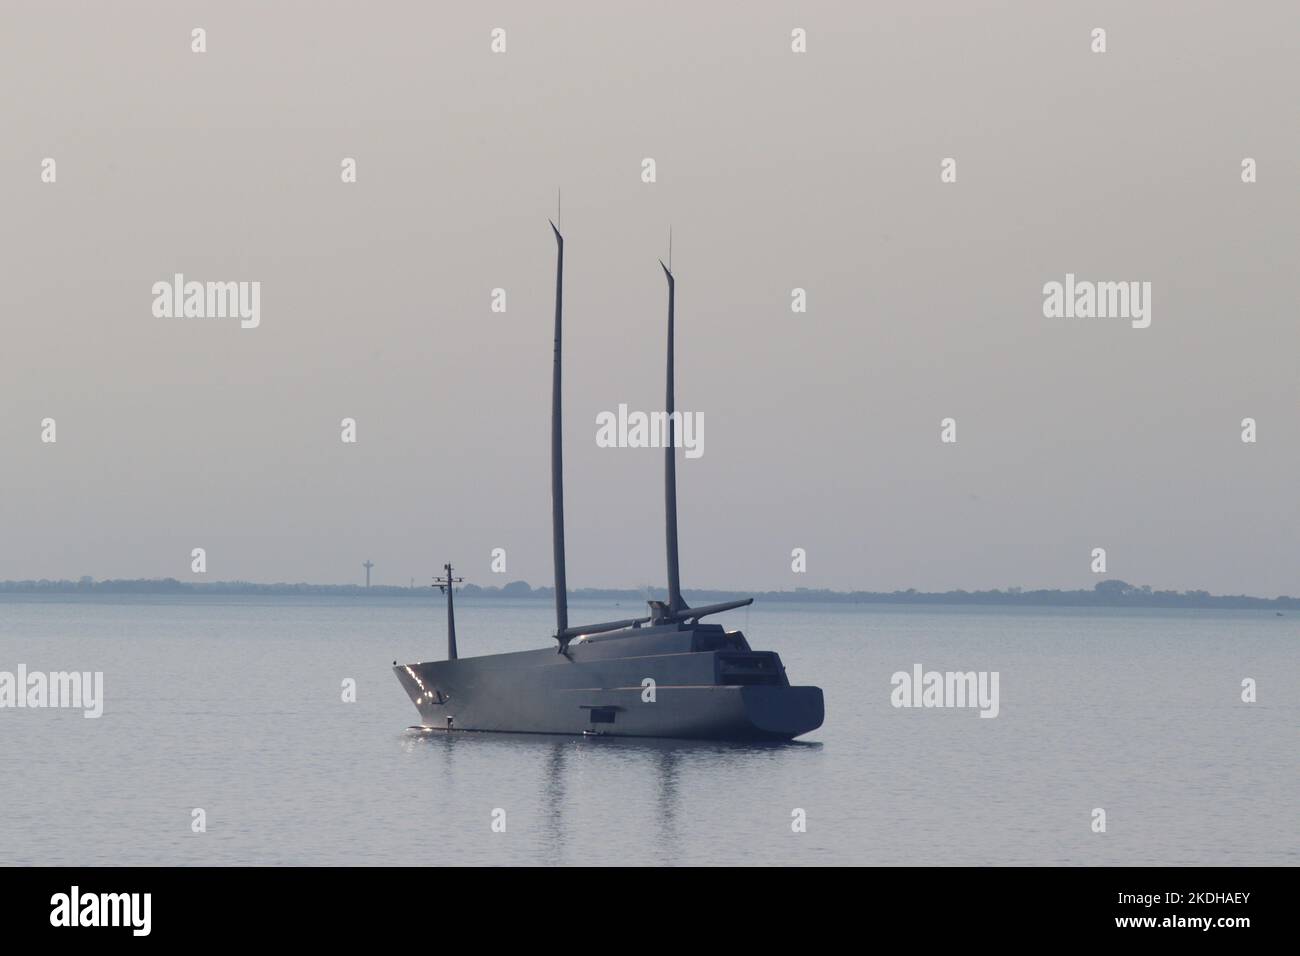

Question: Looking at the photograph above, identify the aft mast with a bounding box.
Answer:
[660,253,687,617]
[651,246,753,628]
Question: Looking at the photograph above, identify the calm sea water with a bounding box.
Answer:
[0,595,1294,866]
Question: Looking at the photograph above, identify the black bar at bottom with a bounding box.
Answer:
[0,865,1284,942]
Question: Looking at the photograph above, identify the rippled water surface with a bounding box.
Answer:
[0,596,1294,865]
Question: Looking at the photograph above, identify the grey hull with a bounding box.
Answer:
[395,621,824,741]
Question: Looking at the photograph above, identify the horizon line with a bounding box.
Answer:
[0,577,1294,607]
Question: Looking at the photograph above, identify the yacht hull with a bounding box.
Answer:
[394,624,823,741]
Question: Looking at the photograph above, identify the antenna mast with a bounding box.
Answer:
[433,563,464,661]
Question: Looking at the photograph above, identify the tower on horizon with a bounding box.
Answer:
[363,560,374,588]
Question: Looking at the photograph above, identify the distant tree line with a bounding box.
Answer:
[0,577,1295,610]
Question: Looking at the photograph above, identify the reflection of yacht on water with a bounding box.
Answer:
[393,224,824,740]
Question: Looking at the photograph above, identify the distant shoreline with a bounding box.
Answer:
[1,578,1295,611]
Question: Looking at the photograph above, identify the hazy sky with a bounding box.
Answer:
[2,2,1297,595]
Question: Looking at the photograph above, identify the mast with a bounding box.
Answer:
[660,259,686,614]
[550,221,569,635]
[434,563,463,660]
